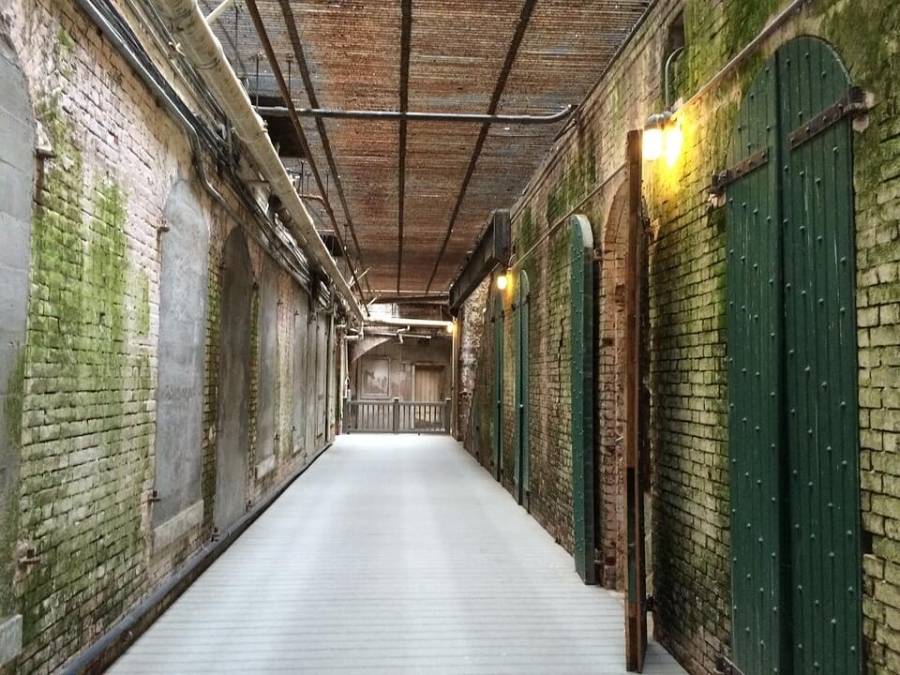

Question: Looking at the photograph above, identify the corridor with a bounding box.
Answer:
[111,435,683,674]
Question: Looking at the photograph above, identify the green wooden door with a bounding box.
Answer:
[492,291,504,481]
[725,36,861,675]
[570,215,596,584]
[779,37,862,675]
[514,271,530,506]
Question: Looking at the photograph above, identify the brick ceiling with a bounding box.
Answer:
[205,0,650,298]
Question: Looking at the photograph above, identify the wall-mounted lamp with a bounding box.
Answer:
[643,111,682,165]
[446,321,456,335]
[496,271,510,291]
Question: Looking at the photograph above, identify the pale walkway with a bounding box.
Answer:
[111,435,685,674]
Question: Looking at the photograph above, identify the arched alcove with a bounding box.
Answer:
[256,255,279,469]
[597,181,628,590]
[0,32,34,648]
[214,227,253,532]
[152,180,209,544]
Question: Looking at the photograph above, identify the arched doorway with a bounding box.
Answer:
[724,36,862,675]
[214,227,254,532]
[598,184,629,589]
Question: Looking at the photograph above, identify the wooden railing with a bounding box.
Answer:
[344,398,451,434]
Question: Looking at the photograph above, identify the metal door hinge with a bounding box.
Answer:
[711,148,769,195]
[715,655,744,675]
[147,488,162,503]
[788,86,870,150]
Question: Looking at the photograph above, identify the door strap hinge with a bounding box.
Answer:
[710,147,768,195]
[715,655,744,675]
[788,86,867,150]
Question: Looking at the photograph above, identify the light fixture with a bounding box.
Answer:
[496,271,509,291]
[643,111,681,164]
[643,112,667,161]
[664,118,683,166]
[446,321,456,335]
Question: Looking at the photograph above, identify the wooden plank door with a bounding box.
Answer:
[723,36,862,675]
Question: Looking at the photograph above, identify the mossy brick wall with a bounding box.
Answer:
[462,0,900,673]
[3,0,342,671]
[461,279,495,469]
[457,279,488,448]
[816,2,900,671]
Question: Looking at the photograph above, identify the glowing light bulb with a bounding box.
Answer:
[664,121,683,166]
[446,322,456,334]
[496,272,509,291]
[643,126,664,161]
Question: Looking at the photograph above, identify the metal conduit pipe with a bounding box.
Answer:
[153,0,365,323]
[74,0,329,302]
[254,105,576,125]
[368,317,453,329]
[204,0,235,24]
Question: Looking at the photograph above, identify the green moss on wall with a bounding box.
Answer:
[20,96,149,649]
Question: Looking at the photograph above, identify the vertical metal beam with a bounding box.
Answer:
[624,129,647,672]
[424,0,537,292]
[276,0,371,297]
[396,0,412,292]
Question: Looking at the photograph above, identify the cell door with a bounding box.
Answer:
[492,290,504,481]
[724,36,861,675]
[514,271,530,506]
[570,214,597,585]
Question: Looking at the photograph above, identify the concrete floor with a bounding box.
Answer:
[111,435,685,674]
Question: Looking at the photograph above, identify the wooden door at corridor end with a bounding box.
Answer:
[723,37,862,675]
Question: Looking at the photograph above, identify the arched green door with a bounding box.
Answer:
[570,214,596,584]
[514,271,530,506]
[724,36,861,675]
[492,289,504,481]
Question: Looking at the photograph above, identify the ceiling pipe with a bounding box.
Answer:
[367,317,453,329]
[154,0,364,324]
[255,105,575,125]
[204,0,234,24]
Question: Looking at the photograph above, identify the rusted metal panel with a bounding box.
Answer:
[447,210,511,313]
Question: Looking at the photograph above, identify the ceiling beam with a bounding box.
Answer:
[396,0,412,293]
[276,0,373,299]
[424,0,538,293]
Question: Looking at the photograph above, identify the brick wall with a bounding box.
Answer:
[0,0,343,671]
[460,0,900,673]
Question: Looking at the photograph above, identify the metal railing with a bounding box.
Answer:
[344,398,451,434]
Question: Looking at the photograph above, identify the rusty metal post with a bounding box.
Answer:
[444,398,452,434]
[624,129,647,673]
